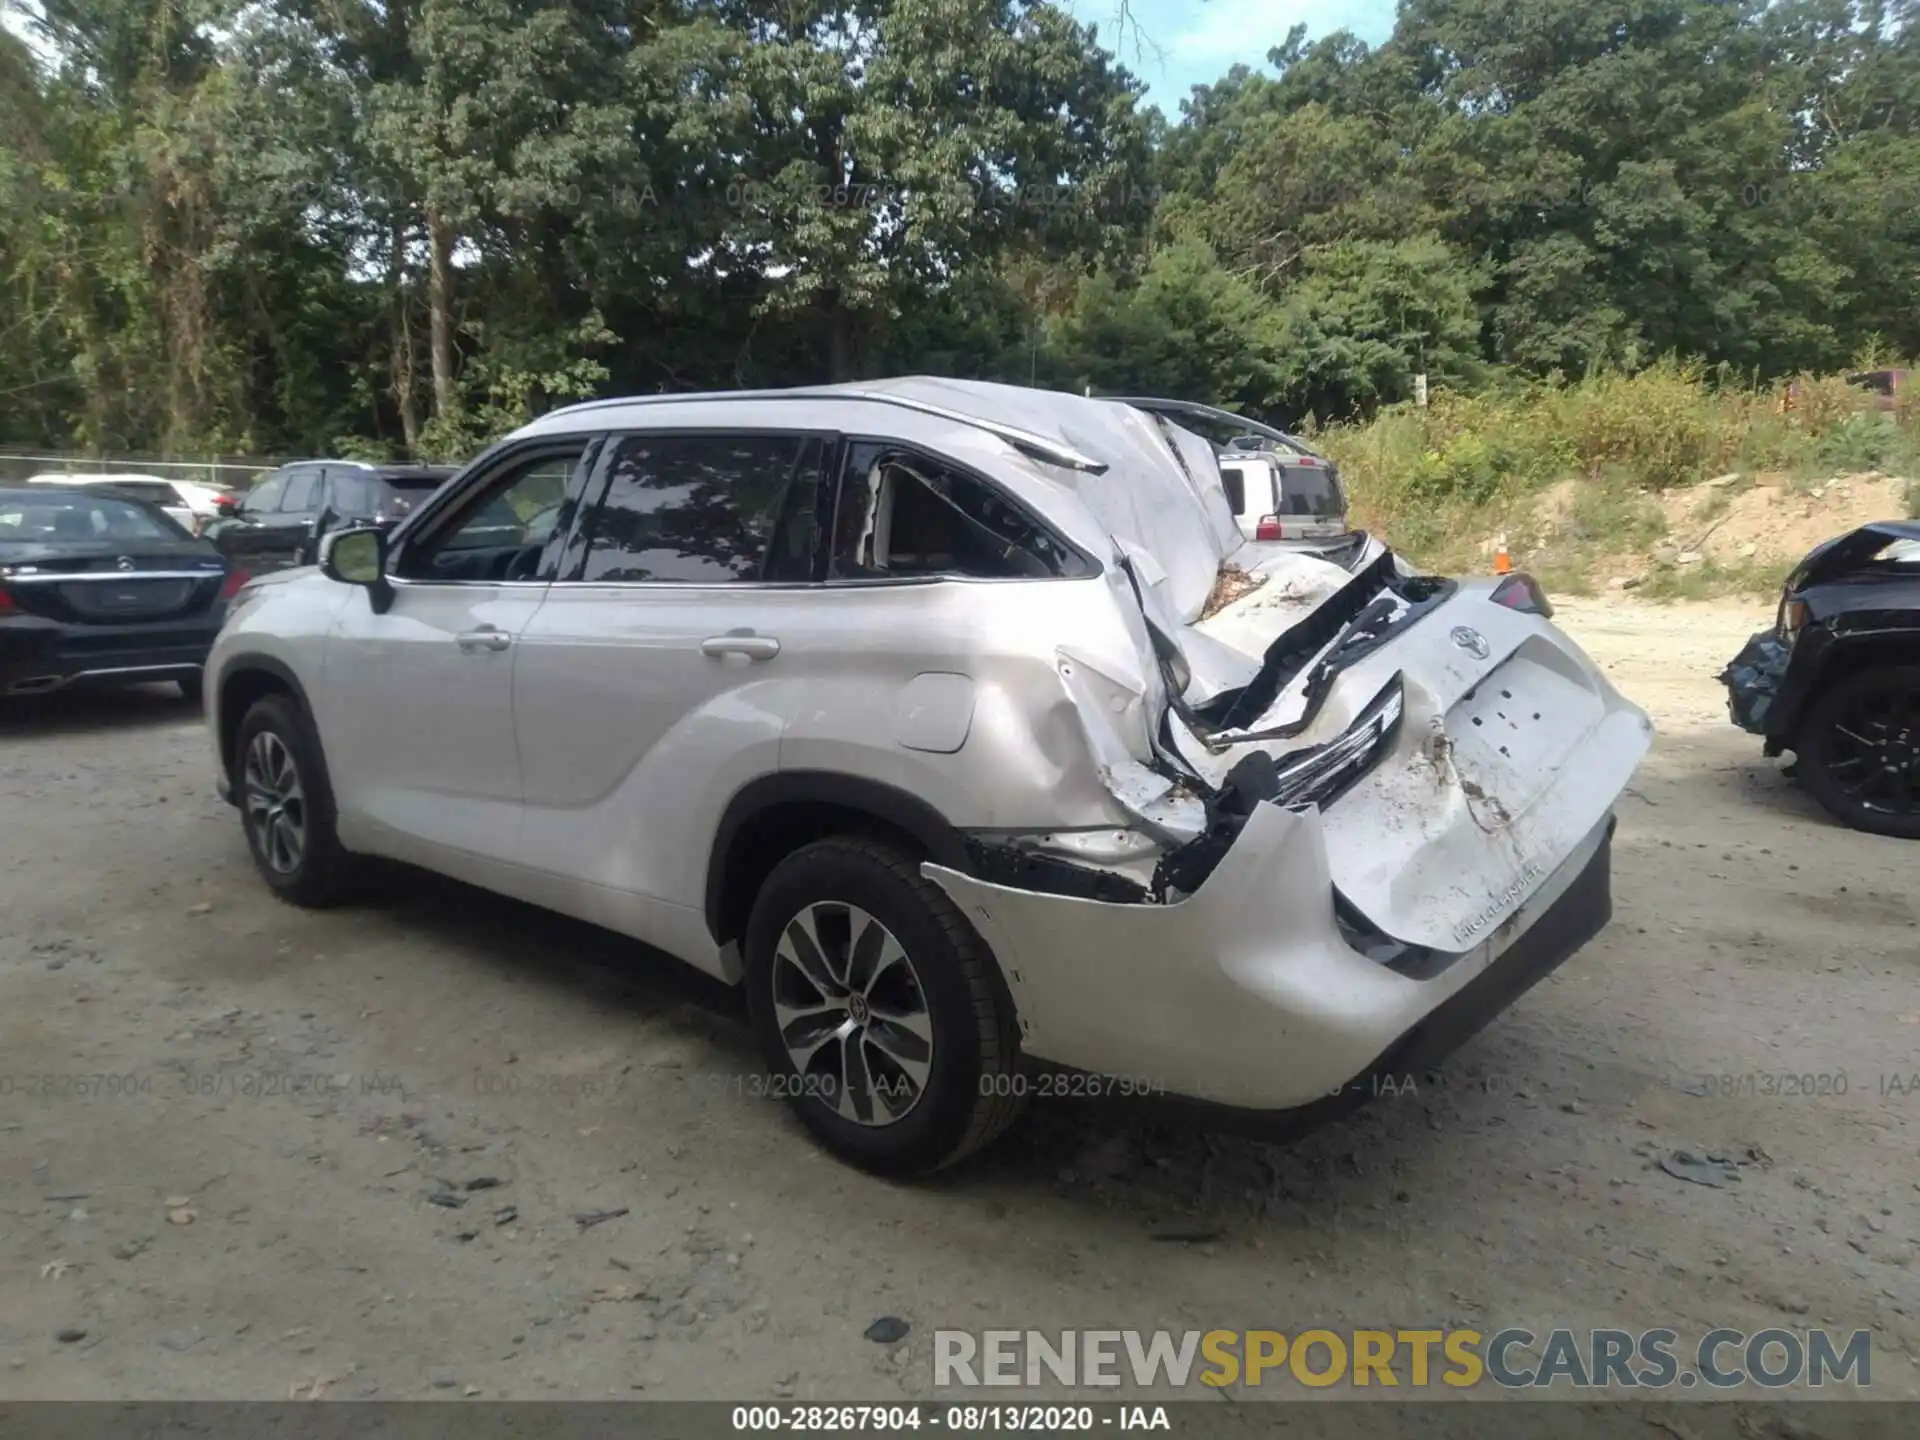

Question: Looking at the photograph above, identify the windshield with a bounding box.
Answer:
[0,489,189,544]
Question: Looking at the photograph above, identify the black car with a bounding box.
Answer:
[205,460,455,574]
[1721,519,1920,838]
[0,485,244,700]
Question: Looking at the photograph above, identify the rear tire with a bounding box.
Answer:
[1798,662,1920,840]
[234,693,363,905]
[743,837,1024,1176]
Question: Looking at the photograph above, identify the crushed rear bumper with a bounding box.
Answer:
[925,806,1617,1118]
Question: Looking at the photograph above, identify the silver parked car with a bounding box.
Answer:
[204,377,1652,1175]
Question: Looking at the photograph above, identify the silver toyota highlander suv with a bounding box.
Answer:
[205,377,1652,1175]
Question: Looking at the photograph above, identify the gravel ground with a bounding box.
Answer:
[0,597,1916,1407]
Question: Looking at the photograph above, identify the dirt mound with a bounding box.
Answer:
[1504,470,1913,591]
[1659,472,1910,567]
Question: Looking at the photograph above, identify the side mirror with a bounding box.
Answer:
[319,526,394,612]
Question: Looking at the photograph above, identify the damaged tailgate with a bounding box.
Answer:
[1159,560,1654,955]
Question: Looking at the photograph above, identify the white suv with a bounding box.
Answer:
[205,378,1652,1175]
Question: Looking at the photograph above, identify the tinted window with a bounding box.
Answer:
[327,472,380,517]
[280,467,321,513]
[240,472,288,515]
[1276,462,1343,518]
[1218,462,1247,516]
[830,442,1087,581]
[579,434,814,584]
[380,470,451,494]
[0,491,185,543]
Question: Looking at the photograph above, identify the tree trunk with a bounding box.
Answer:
[426,209,456,420]
[822,288,856,382]
[390,220,420,452]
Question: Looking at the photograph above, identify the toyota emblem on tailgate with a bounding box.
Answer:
[116,556,135,572]
[1451,625,1490,659]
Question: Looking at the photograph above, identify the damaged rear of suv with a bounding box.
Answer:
[210,375,1652,1177]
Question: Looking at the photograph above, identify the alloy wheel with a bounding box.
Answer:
[1824,679,1920,817]
[770,902,934,1126]
[243,730,307,874]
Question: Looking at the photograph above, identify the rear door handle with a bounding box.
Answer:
[700,633,780,661]
[456,626,513,653]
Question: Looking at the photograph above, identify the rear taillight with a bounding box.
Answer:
[0,586,15,616]
[218,568,251,601]
[1490,572,1553,618]
[1255,516,1283,541]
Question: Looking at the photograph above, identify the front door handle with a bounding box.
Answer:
[456,626,513,654]
[700,633,780,662]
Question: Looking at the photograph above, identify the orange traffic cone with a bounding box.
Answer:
[1492,536,1513,575]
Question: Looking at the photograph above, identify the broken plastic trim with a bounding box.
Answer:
[1152,675,1407,898]
[1219,675,1406,812]
[962,838,1153,904]
[1194,554,1450,747]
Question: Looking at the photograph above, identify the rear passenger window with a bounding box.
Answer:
[279,468,320,513]
[579,434,820,584]
[830,442,1088,581]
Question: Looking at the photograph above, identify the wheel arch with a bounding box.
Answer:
[215,655,317,792]
[1779,626,1920,746]
[703,772,971,951]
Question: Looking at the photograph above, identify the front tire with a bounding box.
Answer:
[1798,663,1920,839]
[743,838,1024,1176]
[234,693,362,904]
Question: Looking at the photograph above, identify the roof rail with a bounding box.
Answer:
[538,388,1109,475]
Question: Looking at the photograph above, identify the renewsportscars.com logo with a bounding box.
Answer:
[933,1328,1873,1392]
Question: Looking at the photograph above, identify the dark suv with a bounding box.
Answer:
[1721,520,1920,838]
[205,461,455,573]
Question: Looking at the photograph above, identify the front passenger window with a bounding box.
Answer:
[402,449,587,583]
[241,473,288,515]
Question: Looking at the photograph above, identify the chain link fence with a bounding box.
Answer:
[0,450,281,491]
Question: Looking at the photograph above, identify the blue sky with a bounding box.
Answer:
[1071,0,1399,110]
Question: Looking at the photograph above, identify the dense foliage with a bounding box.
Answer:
[5,0,1920,460]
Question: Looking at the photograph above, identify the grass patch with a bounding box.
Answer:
[1322,360,1920,574]
[1634,558,1795,602]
